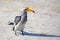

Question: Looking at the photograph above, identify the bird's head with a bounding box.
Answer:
[25,7,35,13]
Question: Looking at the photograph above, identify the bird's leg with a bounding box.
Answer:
[21,30,24,35]
[22,31,24,35]
[13,26,15,31]
[15,31,17,35]
[13,23,16,31]
[15,31,18,36]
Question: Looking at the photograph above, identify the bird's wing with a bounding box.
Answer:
[14,16,21,25]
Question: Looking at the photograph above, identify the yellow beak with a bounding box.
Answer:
[26,7,35,13]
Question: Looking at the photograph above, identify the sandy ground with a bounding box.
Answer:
[0,0,60,40]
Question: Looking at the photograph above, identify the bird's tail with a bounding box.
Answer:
[8,22,14,25]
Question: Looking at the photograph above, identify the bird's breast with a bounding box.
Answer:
[21,15,27,24]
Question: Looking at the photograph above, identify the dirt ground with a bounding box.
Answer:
[0,0,60,40]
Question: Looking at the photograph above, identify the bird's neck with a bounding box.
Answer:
[24,12,27,17]
[21,11,27,17]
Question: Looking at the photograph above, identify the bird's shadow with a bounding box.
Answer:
[23,31,60,37]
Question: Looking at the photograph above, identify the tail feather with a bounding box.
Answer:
[8,22,14,25]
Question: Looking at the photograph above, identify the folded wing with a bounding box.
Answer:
[14,16,21,25]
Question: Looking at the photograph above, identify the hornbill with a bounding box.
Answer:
[8,7,35,35]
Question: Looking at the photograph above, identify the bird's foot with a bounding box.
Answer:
[15,30,24,36]
[15,31,19,36]
[22,32,24,36]
[21,30,24,35]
